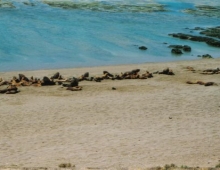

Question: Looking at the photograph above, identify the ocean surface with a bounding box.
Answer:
[0,0,220,71]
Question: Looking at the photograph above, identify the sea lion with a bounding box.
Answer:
[186,66,195,72]
[186,80,205,85]
[196,81,205,85]
[159,68,175,75]
[204,82,215,86]
[63,77,79,87]
[66,86,82,91]
[103,71,114,78]
[19,74,29,82]
[93,76,103,82]
[5,90,19,94]
[78,72,89,81]
[121,69,140,78]
[201,68,220,74]
[186,80,216,86]
[0,85,19,94]
[41,76,56,86]
[50,72,60,79]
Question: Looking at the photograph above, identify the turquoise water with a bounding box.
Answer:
[0,0,220,71]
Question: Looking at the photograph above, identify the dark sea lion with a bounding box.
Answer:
[5,90,19,94]
[78,72,89,81]
[70,77,79,86]
[63,77,79,87]
[42,76,55,86]
[93,77,103,82]
[83,72,89,78]
[0,88,8,93]
[19,74,29,82]
[0,85,18,94]
[50,72,60,79]
[159,68,175,75]
[103,71,114,78]
[204,82,215,86]
[131,69,140,74]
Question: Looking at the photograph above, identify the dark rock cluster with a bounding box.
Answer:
[168,45,191,55]
[197,54,213,59]
[169,33,220,48]
[200,26,220,39]
[183,5,220,18]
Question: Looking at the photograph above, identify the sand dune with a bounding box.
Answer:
[0,59,220,170]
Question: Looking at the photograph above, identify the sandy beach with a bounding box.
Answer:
[0,59,220,170]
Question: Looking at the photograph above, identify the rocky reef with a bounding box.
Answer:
[41,0,166,12]
[169,26,220,48]
[0,0,15,8]
[183,5,220,18]
[200,26,220,39]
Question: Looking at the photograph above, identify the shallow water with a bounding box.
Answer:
[0,0,220,71]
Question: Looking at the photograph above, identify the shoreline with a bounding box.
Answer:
[1,58,219,77]
[0,59,220,169]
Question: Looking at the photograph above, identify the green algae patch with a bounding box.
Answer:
[183,5,220,17]
[42,0,166,13]
[0,0,15,8]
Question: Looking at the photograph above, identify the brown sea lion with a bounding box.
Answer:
[186,80,205,85]
[103,71,114,78]
[141,71,153,78]
[186,66,195,71]
[0,79,10,86]
[19,74,29,82]
[159,68,175,75]
[66,86,82,91]
[78,72,89,81]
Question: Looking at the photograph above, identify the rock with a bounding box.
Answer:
[171,48,183,54]
[169,32,220,48]
[168,45,183,49]
[0,2,15,8]
[183,5,220,18]
[183,45,191,52]
[42,1,166,13]
[139,46,147,50]
[198,54,213,59]
[168,45,191,52]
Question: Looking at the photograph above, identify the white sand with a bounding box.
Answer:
[0,59,220,170]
